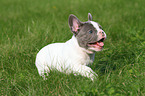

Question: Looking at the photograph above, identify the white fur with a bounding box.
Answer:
[90,21,101,31]
[90,21,106,38]
[35,35,98,80]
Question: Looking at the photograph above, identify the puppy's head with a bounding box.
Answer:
[68,13,106,53]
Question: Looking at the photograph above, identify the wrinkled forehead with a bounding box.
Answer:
[83,21,101,31]
[81,22,96,31]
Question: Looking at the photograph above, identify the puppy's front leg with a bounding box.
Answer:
[72,65,98,81]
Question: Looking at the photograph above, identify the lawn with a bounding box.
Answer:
[0,0,145,95]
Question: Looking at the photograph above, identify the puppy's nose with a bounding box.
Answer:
[99,31,105,36]
[102,31,104,35]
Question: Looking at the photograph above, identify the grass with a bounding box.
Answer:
[0,0,145,95]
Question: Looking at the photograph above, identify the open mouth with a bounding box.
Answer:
[88,38,105,49]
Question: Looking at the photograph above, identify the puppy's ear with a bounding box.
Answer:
[68,14,82,35]
[88,13,92,21]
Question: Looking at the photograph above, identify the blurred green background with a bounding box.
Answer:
[0,0,145,95]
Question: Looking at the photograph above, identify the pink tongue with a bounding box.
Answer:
[97,42,104,47]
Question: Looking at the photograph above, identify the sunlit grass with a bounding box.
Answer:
[0,0,145,95]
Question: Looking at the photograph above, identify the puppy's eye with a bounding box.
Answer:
[89,30,93,34]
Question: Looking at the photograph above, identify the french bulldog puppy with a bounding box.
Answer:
[35,13,106,80]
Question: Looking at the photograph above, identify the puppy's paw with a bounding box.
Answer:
[89,72,98,81]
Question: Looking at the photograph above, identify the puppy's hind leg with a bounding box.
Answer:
[38,67,50,80]
[36,62,50,80]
